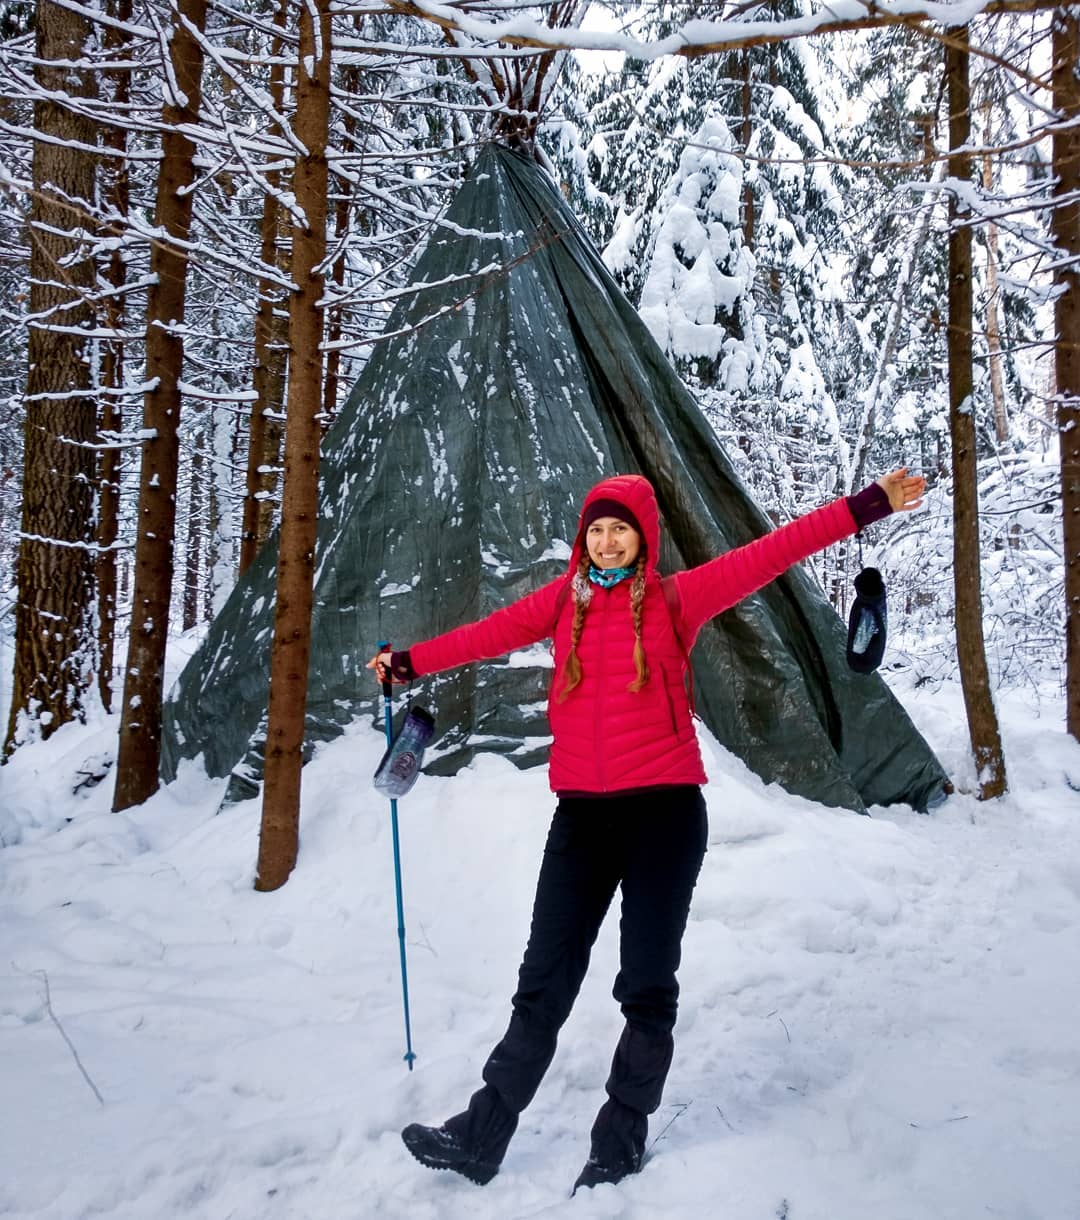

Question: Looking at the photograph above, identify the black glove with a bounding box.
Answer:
[846,567,887,673]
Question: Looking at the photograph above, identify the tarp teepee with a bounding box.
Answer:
[162,143,947,813]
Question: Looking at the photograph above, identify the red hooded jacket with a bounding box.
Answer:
[406,475,867,795]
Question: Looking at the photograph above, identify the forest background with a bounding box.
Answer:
[0,0,1077,863]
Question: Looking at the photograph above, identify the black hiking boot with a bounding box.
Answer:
[572,1095,647,1194]
[571,1153,643,1195]
[401,1122,500,1186]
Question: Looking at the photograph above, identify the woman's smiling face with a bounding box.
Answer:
[585,517,642,570]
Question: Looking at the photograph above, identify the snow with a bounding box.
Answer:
[637,116,755,366]
[1,668,1079,1219]
[506,643,554,670]
[537,540,572,563]
[381,581,418,598]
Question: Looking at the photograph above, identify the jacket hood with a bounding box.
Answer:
[570,474,660,575]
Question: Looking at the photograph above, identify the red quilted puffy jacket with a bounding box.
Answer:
[407,474,861,795]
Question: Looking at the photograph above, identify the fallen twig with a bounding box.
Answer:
[910,1114,969,1128]
[767,1009,792,1043]
[17,965,105,1107]
[648,1100,691,1151]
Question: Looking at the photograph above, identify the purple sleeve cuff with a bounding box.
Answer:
[390,650,416,682]
[847,483,893,530]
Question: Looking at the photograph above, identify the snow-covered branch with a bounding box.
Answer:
[370,0,1061,59]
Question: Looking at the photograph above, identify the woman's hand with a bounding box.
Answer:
[366,651,396,684]
[876,467,926,513]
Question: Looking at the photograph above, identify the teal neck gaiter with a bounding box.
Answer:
[588,564,636,589]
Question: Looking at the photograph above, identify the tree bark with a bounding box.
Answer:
[255,0,332,891]
[946,27,1007,800]
[97,0,134,713]
[4,1,98,756]
[182,428,204,632]
[239,0,290,575]
[320,59,362,433]
[113,0,209,810]
[206,404,237,617]
[1052,11,1080,739]
[981,103,1008,445]
[984,211,1008,445]
[740,50,755,249]
[321,191,350,432]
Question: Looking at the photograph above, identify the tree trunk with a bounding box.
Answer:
[981,105,1008,446]
[113,0,209,810]
[97,0,134,713]
[239,0,290,575]
[182,428,204,632]
[321,190,350,432]
[4,1,98,756]
[740,50,755,249]
[1052,11,1080,740]
[254,309,289,557]
[255,0,332,891]
[206,404,236,617]
[984,209,1007,445]
[320,60,363,434]
[946,28,1007,800]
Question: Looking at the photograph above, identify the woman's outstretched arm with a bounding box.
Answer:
[368,575,565,684]
[670,468,925,645]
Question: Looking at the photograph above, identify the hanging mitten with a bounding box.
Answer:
[846,566,887,673]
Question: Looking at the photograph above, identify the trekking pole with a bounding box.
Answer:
[377,639,417,1070]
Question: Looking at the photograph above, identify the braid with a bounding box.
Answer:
[627,552,649,692]
[557,553,592,701]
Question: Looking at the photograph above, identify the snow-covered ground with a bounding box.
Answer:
[1,662,1079,1220]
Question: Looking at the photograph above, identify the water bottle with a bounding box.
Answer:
[374,705,436,798]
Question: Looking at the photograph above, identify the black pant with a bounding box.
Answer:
[448,786,708,1172]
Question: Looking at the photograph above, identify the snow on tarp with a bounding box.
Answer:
[160,143,947,813]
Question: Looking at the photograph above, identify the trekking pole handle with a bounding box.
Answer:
[377,639,393,699]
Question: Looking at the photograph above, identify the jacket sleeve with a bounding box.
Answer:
[671,497,858,645]
[408,577,565,678]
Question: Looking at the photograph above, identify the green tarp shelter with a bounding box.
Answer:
[162,143,947,813]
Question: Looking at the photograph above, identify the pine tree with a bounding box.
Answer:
[96,0,134,712]
[255,0,332,891]
[946,26,1007,799]
[113,0,210,810]
[4,0,100,755]
[1050,10,1080,738]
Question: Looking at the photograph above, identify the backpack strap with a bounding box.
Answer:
[551,572,696,717]
[661,577,696,718]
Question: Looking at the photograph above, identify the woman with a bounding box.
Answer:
[369,467,925,1193]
